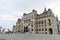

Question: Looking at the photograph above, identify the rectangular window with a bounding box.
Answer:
[45,28,47,31]
[36,32,38,34]
[39,29,41,31]
[31,29,33,31]
[39,21,40,24]
[48,19,51,22]
[31,25,33,27]
[42,28,44,31]
[39,25,41,27]
[35,29,38,31]
[42,33,44,34]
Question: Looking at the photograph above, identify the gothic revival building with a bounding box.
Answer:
[12,8,60,34]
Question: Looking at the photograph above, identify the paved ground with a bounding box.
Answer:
[0,34,60,40]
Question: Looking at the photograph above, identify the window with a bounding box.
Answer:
[31,25,33,27]
[42,33,44,34]
[42,28,44,31]
[39,25,41,27]
[36,29,38,31]
[18,31,20,32]
[31,29,33,31]
[39,29,41,31]
[49,23,51,26]
[48,19,51,22]
[35,29,38,31]
[45,28,47,31]
[24,20,28,23]
[39,21,40,24]
[36,32,38,34]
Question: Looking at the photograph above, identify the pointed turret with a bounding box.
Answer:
[44,7,47,12]
[43,7,47,13]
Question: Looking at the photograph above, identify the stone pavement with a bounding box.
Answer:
[0,34,60,40]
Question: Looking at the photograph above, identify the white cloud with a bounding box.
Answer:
[0,12,23,22]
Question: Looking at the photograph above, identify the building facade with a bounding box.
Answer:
[13,8,60,34]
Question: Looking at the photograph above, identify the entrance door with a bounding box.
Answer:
[49,28,53,34]
[24,27,28,32]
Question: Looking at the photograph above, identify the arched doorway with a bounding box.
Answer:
[49,28,53,34]
[24,26,28,32]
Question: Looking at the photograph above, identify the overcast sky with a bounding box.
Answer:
[0,0,60,31]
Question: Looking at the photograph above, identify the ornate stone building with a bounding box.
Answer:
[13,8,60,34]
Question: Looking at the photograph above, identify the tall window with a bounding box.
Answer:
[39,25,41,27]
[31,29,33,31]
[48,19,51,22]
[45,28,47,31]
[35,29,38,31]
[39,21,40,24]
[31,25,33,27]
[39,29,41,31]
[49,23,51,26]
[36,29,38,31]
[48,19,51,26]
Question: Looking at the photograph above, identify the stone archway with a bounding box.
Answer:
[49,28,53,34]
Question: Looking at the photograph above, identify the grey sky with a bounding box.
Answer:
[0,0,60,30]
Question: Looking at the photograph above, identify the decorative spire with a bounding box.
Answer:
[44,7,47,11]
[43,7,47,13]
